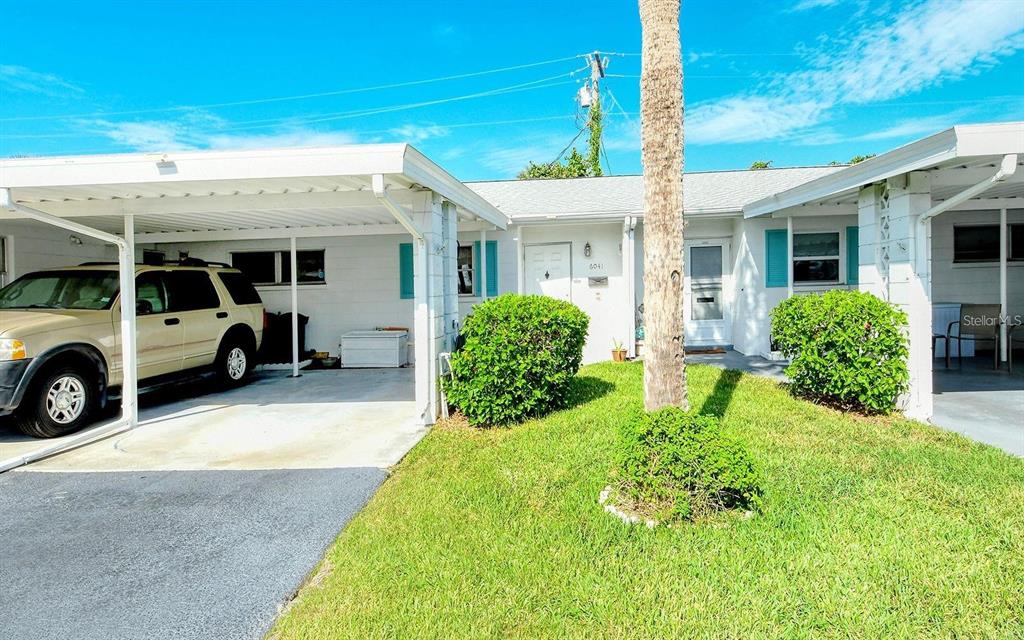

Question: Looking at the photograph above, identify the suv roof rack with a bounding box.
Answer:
[78,258,234,268]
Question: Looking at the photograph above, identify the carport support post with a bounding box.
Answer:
[885,172,933,421]
[1000,208,1008,363]
[120,214,138,425]
[290,236,300,378]
[786,216,794,298]
[412,193,446,425]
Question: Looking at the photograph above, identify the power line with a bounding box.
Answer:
[197,72,585,133]
[0,55,590,123]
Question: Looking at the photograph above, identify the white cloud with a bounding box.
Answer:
[204,129,359,150]
[688,96,830,144]
[689,0,1024,144]
[791,0,843,10]
[85,115,360,152]
[88,119,195,151]
[0,65,83,97]
[388,123,451,143]
[479,136,571,176]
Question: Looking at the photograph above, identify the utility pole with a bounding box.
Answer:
[586,52,607,177]
[589,51,606,96]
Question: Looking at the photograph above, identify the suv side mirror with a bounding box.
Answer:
[136,299,154,316]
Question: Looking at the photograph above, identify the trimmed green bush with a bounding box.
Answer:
[444,294,589,426]
[613,407,762,522]
[770,289,908,414]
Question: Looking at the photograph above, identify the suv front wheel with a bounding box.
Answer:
[16,366,96,438]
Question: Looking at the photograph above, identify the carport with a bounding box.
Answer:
[744,123,1024,424]
[0,144,507,471]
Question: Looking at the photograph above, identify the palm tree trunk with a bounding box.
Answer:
[639,0,687,411]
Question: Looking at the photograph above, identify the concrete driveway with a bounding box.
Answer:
[0,368,424,640]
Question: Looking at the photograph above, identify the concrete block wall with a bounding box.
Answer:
[1,220,116,283]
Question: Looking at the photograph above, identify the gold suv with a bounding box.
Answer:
[0,262,264,438]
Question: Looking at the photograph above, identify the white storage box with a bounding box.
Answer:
[340,330,409,368]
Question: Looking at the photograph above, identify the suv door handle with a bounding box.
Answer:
[164,317,181,326]
[216,311,229,319]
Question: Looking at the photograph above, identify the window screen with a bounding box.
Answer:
[1013,224,1024,261]
[232,251,277,284]
[164,271,220,311]
[217,271,263,305]
[690,246,722,280]
[953,225,999,263]
[281,250,326,284]
[793,232,840,283]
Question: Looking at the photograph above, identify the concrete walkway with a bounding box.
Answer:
[933,358,1024,457]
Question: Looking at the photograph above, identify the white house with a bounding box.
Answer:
[2,122,1022,430]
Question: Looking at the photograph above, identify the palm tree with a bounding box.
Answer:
[639,0,687,411]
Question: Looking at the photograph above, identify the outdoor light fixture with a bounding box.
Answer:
[584,242,592,257]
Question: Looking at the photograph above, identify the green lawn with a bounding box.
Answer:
[271,362,1024,639]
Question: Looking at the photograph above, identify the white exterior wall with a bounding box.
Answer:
[519,222,630,364]
[145,234,416,360]
[930,208,1024,320]
[730,213,858,356]
[1,220,115,283]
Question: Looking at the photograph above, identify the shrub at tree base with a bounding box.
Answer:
[613,407,762,523]
[770,289,909,414]
[444,294,589,426]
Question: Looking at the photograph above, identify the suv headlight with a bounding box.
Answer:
[0,339,27,361]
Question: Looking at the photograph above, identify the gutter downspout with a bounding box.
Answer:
[0,188,138,472]
[918,154,1017,226]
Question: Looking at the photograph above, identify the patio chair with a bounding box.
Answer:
[942,304,1002,370]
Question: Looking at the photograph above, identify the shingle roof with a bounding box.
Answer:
[467,166,844,218]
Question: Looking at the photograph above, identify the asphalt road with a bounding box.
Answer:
[0,467,386,640]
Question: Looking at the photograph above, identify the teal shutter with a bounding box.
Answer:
[472,241,482,297]
[846,226,859,285]
[486,240,498,297]
[399,243,414,299]
[765,229,788,288]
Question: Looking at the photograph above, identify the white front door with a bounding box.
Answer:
[684,241,731,345]
[525,243,572,301]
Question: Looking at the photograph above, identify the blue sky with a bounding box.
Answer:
[1,0,1022,180]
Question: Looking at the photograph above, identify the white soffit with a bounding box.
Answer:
[743,122,1024,218]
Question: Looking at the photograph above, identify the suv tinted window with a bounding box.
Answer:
[164,271,220,311]
[217,271,263,305]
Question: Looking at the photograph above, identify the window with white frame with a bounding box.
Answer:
[231,249,326,285]
[792,231,840,283]
[953,224,1024,263]
[457,244,474,295]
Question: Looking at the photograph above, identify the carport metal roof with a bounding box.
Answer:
[0,143,508,241]
[743,122,1024,218]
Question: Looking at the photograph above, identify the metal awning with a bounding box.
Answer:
[743,122,1024,218]
[0,143,507,240]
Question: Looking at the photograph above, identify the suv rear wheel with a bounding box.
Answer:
[16,366,95,438]
[215,337,253,387]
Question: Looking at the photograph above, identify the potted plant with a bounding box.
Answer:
[612,339,627,362]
